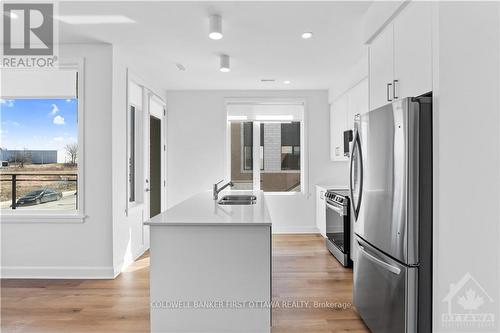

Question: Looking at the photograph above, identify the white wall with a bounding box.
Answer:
[328,54,368,103]
[433,2,500,330]
[111,45,167,275]
[166,90,348,233]
[0,44,115,278]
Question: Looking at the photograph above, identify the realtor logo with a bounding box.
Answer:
[2,2,58,68]
[442,272,495,330]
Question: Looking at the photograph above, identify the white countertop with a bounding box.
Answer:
[145,190,271,226]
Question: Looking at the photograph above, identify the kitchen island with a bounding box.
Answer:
[145,191,272,333]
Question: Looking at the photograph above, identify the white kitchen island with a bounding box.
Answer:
[145,191,272,333]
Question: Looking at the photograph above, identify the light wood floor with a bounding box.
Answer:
[1,234,369,333]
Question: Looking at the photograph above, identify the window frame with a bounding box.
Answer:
[126,72,146,213]
[0,59,86,223]
[226,98,307,195]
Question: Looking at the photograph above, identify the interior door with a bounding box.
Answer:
[146,95,166,218]
[149,115,162,218]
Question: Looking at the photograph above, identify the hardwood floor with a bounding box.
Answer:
[1,234,369,333]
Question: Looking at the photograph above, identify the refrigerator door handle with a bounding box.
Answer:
[358,244,401,275]
[349,130,363,219]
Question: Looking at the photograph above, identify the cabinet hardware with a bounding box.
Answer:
[393,80,399,99]
[387,83,393,102]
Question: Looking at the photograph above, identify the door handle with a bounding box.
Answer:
[145,188,150,192]
[393,80,399,99]
[358,245,401,275]
[387,83,393,102]
[326,202,346,216]
[349,131,363,220]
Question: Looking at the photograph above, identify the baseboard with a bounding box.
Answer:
[0,265,115,279]
[112,245,148,278]
[272,225,320,234]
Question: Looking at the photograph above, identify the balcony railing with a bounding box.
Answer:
[0,173,77,210]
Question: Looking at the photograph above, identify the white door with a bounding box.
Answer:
[143,93,166,248]
[369,24,395,110]
[394,1,432,99]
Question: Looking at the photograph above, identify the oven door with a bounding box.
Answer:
[325,201,347,252]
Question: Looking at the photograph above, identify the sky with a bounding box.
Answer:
[0,98,78,163]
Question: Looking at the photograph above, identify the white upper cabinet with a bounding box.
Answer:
[330,78,368,162]
[348,78,369,130]
[394,2,432,99]
[369,2,432,111]
[330,95,348,161]
[369,24,394,110]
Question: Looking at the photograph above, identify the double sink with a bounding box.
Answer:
[218,195,257,205]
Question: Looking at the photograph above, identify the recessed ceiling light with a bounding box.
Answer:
[209,14,223,40]
[4,11,19,19]
[283,80,291,84]
[220,54,230,72]
[56,15,135,24]
[301,32,313,39]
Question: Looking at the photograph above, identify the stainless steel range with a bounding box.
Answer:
[325,190,352,267]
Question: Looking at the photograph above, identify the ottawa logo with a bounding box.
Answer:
[442,272,495,330]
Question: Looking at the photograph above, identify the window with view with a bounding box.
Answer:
[228,103,304,193]
[0,69,80,213]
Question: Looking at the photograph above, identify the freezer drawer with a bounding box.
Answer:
[354,237,417,333]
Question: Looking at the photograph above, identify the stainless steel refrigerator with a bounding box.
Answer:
[350,97,432,333]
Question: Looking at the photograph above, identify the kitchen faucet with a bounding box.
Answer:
[213,180,234,200]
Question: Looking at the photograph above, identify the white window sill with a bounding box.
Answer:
[0,213,87,224]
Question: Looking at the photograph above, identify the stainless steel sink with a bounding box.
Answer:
[218,195,257,205]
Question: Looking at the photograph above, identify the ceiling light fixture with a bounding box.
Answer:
[4,11,19,19]
[283,80,291,84]
[220,54,230,72]
[301,32,313,39]
[209,14,223,40]
[261,79,276,83]
[176,63,186,71]
[56,15,135,24]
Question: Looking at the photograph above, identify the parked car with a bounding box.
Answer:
[16,189,63,206]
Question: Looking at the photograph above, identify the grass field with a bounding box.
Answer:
[0,163,77,204]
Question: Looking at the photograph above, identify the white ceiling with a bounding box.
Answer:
[59,1,371,90]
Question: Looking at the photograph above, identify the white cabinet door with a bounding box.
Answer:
[330,95,348,161]
[394,2,432,99]
[316,186,327,238]
[347,78,369,131]
[369,24,394,111]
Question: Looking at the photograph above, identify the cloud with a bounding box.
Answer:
[53,136,64,142]
[53,115,65,125]
[1,121,20,127]
[65,99,72,103]
[0,99,14,107]
[50,104,59,115]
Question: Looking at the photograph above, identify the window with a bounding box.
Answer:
[129,105,136,202]
[0,68,81,213]
[127,79,143,205]
[227,102,304,193]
